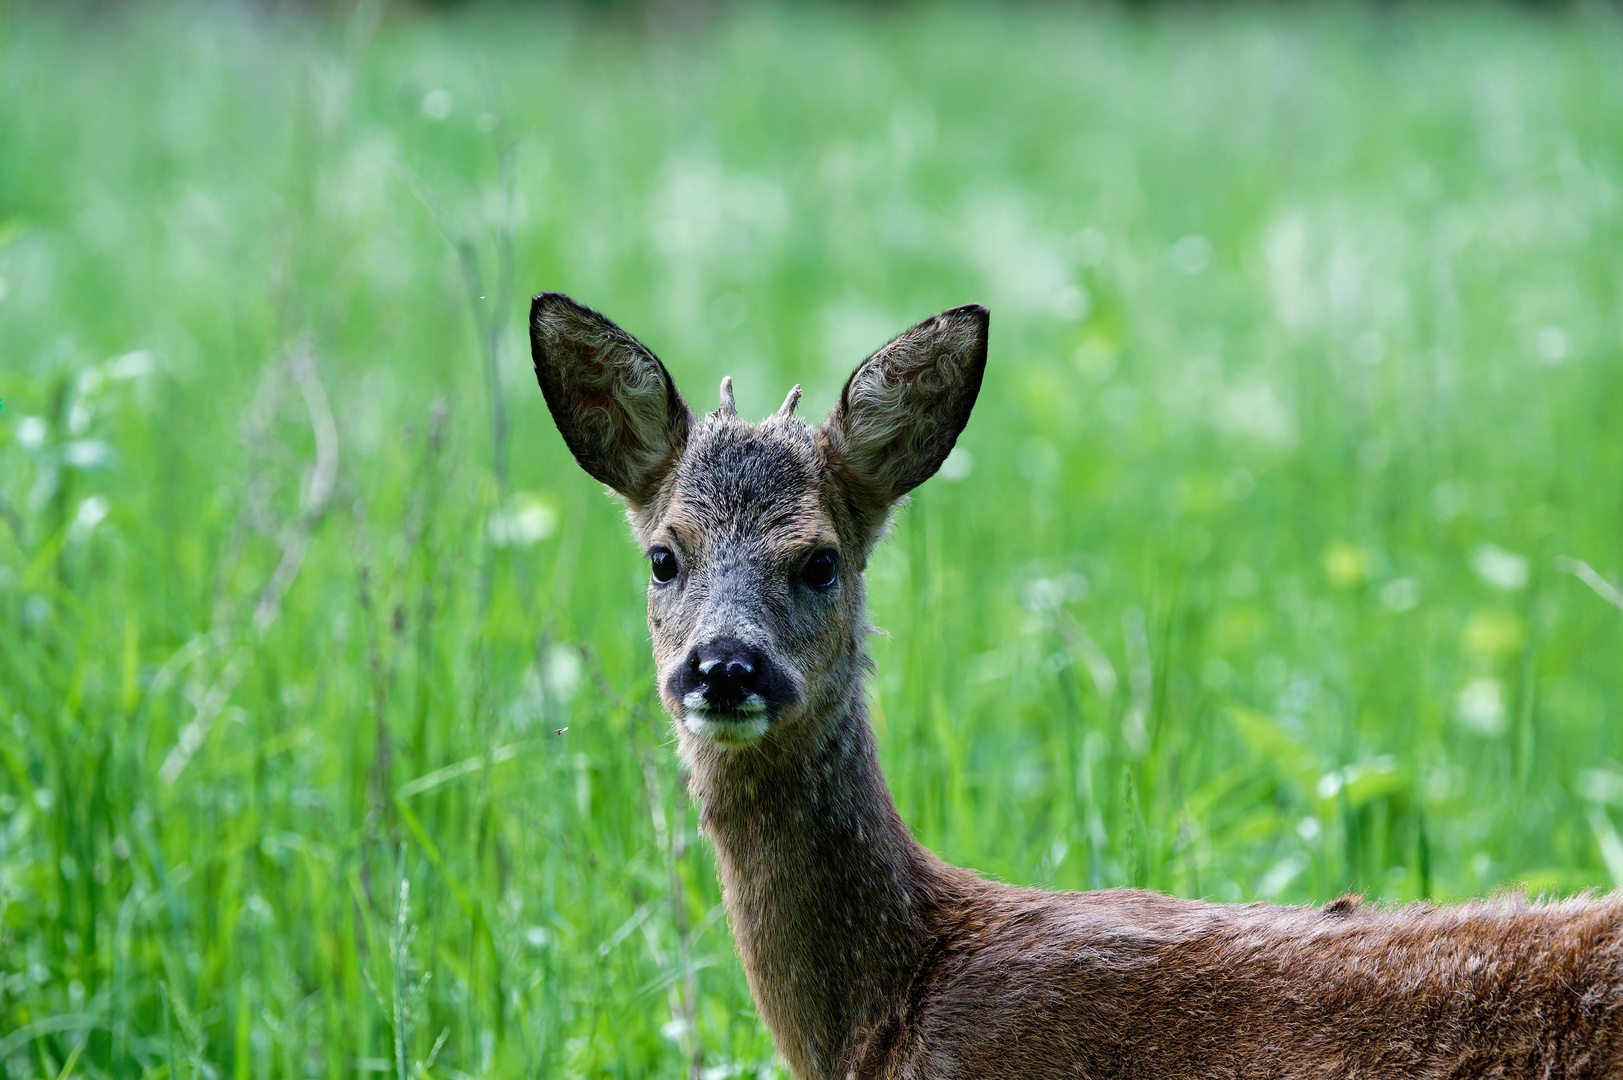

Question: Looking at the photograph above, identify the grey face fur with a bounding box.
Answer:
[530,292,989,757]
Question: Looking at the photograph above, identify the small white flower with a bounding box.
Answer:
[1471,544,1529,591]
[420,88,453,120]
[488,493,558,547]
[1019,572,1087,613]
[16,416,46,448]
[1258,855,1306,897]
[1579,768,1623,806]
[938,446,974,482]
[1456,678,1506,737]
[1051,285,1089,321]
[1380,577,1420,612]
[70,495,109,541]
[106,350,156,380]
[544,645,583,704]
[64,440,113,468]
[1172,234,1212,274]
[1535,326,1568,364]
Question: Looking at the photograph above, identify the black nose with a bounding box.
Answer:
[684,638,761,711]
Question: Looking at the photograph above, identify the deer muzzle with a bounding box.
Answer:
[668,635,797,744]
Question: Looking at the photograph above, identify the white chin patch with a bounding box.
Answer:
[681,691,769,747]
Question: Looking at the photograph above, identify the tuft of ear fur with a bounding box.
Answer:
[530,293,691,506]
[822,304,989,507]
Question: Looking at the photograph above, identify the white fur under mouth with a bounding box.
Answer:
[681,691,769,746]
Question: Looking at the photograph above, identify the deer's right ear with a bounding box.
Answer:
[530,293,692,506]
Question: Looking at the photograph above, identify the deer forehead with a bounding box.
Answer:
[649,417,843,559]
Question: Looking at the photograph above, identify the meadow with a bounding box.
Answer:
[2,1,1622,1076]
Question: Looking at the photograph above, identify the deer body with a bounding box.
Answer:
[530,292,1623,1079]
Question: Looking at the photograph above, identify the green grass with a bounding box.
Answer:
[2,0,1623,1075]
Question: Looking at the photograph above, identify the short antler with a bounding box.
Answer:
[777,384,802,418]
[719,375,738,417]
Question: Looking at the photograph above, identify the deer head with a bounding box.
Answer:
[530,292,989,765]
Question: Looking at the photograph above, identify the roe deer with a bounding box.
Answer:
[529,291,1623,1079]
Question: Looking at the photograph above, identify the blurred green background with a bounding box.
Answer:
[2,0,1622,1076]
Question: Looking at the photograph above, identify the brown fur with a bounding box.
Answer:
[530,292,1623,1080]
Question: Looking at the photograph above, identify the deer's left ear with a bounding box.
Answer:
[822,304,989,505]
[530,293,692,506]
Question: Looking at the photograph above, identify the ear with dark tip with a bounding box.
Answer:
[822,303,989,505]
[530,292,691,505]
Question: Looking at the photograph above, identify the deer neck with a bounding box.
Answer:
[687,698,964,1080]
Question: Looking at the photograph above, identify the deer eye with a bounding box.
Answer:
[800,549,839,589]
[649,547,679,584]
